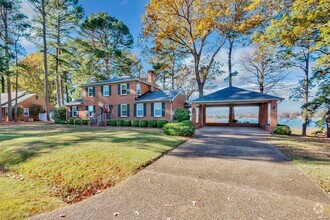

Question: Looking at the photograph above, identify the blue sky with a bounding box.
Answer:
[21,0,306,113]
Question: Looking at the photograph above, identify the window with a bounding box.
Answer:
[88,87,94,97]
[88,106,94,117]
[23,108,29,116]
[103,85,110,96]
[35,95,38,100]
[121,84,127,95]
[121,104,128,117]
[136,83,141,95]
[4,108,8,116]
[154,103,162,117]
[136,104,144,117]
[72,106,78,117]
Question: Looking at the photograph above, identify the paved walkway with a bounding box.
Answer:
[32,127,330,220]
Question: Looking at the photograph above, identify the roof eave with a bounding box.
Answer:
[191,98,284,104]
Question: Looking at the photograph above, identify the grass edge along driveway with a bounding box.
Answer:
[0,124,186,220]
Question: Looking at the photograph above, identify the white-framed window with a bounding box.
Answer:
[121,104,128,117]
[136,83,141,95]
[72,106,78,117]
[103,85,110,96]
[88,87,94,97]
[136,104,144,117]
[4,108,8,116]
[121,83,127,95]
[23,108,29,116]
[88,106,94,117]
[154,103,162,117]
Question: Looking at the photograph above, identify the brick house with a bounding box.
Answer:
[0,91,53,121]
[66,71,187,122]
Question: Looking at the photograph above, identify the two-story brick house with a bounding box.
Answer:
[66,71,187,122]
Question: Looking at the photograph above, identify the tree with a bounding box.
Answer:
[77,12,133,78]
[240,45,289,94]
[28,0,51,121]
[143,0,227,97]
[47,0,83,107]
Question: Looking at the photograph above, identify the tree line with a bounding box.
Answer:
[0,0,329,136]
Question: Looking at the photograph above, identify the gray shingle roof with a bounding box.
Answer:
[66,99,84,106]
[135,90,181,102]
[81,76,137,87]
[191,86,283,104]
[1,92,35,108]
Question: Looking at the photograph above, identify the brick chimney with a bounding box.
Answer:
[148,70,155,91]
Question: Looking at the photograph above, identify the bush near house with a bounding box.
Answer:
[132,120,139,127]
[148,120,157,128]
[82,120,89,125]
[108,120,116,126]
[52,106,66,121]
[60,120,67,124]
[54,118,61,124]
[68,119,74,125]
[174,108,190,122]
[30,104,44,120]
[116,120,123,126]
[74,119,81,125]
[12,106,24,116]
[163,121,195,137]
[123,120,131,127]
[139,120,148,127]
[157,120,168,128]
[273,124,292,135]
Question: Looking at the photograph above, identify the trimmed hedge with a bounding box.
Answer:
[123,120,131,127]
[68,119,74,125]
[60,120,67,124]
[108,120,116,126]
[174,108,190,122]
[54,118,61,124]
[163,121,195,137]
[148,120,157,128]
[273,125,292,135]
[74,119,81,125]
[132,120,139,127]
[116,120,123,126]
[139,120,148,127]
[82,120,89,125]
[157,120,168,128]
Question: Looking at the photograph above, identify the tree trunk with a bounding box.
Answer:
[197,81,204,97]
[42,0,50,121]
[326,108,330,138]
[4,7,12,121]
[0,85,2,122]
[171,52,175,90]
[14,42,19,123]
[105,58,110,78]
[60,74,65,105]
[0,75,4,92]
[302,51,309,136]
[228,38,234,87]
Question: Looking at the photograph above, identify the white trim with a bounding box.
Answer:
[136,83,141,95]
[72,106,78,118]
[136,103,144,117]
[23,108,30,117]
[121,104,128,117]
[154,102,162,118]
[4,108,8,116]
[103,85,110,96]
[120,83,128,95]
[88,106,94,117]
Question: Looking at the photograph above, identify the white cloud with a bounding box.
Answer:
[21,1,35,19]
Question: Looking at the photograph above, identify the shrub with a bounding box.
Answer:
[311,129,326,137]
[132,120,139,127]
[108,120,116,126]
[116,120,123,126]
[74,119,81,125]
[60,120,67,124]
[148,120,157,128]
[157,120,168,128]
[68,119,74,124]
[12,106,24,116]
[52,107,66,121]
[232,119,238,123]
[123,120,131,127]
[82,120,89,125]
[139,120,148,127]
[163,121,195,137]
[54,118,61,124]
[174,108,190,122]
[273,125,292,135]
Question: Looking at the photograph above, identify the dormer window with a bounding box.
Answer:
[121,84,127,95]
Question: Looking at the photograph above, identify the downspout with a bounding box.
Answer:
[170,100,173,122]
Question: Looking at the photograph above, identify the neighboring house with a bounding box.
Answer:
[66,71,187,122]
[0,91,52,121]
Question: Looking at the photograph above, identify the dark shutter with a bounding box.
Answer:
[162,103,165,117]
[144,103,147,117]
[118,84,121,95]
[134,104,137,117]
[70,106,73,117]
[101,86,104,96]
[118,104,121,117]
[93,106,96,113]
[127,104,130,117]
[93,87,95,97]
[109,85,112,96]
[86,106,88,111]
[127,83,130,94]
[85,88,88,96]
[86,106,89,117]
[151,103,154,117]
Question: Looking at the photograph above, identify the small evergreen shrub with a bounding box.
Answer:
[60,120,67,124]
[132,120,139,127]
[148,120,157,128]
[51,107,66,121]
[74,119,81,125]
[108,120,116,126]
[54,118,61,124]
[163,121,195,137]
[273,125,292,135]
[174,108,190,122]
[68,119,74,124]
[157,120,168,128]
[30,104,44,119]
[116,120,123,126]
[82,120,89,125]
[123,120,131,127]
[139,120,148,127]
[12,106,24,116]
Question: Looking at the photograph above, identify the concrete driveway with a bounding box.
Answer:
[32,127,330,220]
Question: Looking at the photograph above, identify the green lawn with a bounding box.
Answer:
[268,135,330,194]
[0,124,186,219]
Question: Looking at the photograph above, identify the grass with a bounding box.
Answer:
[0,123,186,219]
[268,135,330,194]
